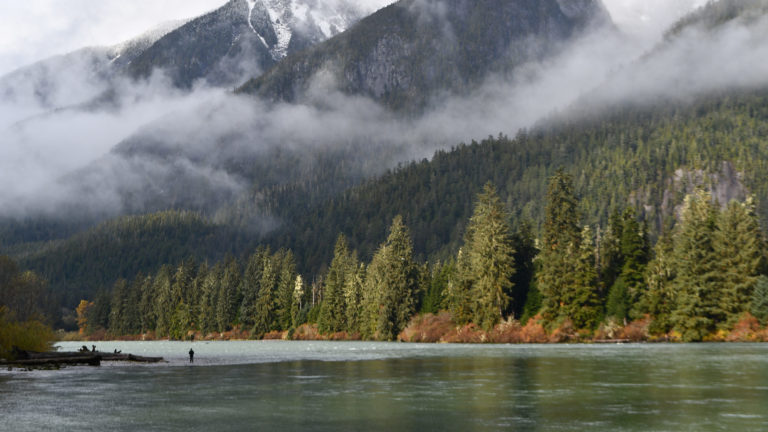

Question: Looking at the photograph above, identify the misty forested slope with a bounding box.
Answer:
[259,89,768,270]
[6,0,768,328]
[19,87,768,313]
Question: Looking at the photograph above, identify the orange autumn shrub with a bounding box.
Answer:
[594,318,622,340]
[399,312,454,342]
[620,318,650,342]
[262,330,286,340]
[549,319,578,343]
[441,323,487,343]
[292,324,321,340]
[489,320,524,343]
[520,315,549,343]
[726,314,761,342]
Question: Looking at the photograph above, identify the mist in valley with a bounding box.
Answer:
[0,0,763,235]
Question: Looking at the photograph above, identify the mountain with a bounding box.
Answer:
[0,20,184,109]
[0,0,370,111]
[5,0,621,307]
[239,0,612,110]
[127,0,372,88]
[18,0,768,325]
[666,0,768,37]
[48,0,616,219]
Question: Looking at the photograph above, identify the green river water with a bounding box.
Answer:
[1,341,767,431]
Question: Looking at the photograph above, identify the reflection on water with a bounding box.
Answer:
[1,342,767,431]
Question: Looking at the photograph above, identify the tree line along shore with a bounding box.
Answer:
[64,170,768,345]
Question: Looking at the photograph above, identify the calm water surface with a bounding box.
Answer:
[1,341,767,431]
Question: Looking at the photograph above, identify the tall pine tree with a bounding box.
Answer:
[714,198,767,325]
[318,235,357,334]
[363,216,420,341]
[455,183,516,330]
[537,169,582,324]
[671,191,722,342]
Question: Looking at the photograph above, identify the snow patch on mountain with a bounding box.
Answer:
[109,19,189,63]
[246,0,270,48]
[263,0,294,59]
[247,0,388,60]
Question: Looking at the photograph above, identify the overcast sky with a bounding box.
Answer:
[0,0,708,76]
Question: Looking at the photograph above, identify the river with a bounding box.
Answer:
[1,341,767,431]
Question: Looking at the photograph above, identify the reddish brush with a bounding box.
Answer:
[399,312,455,342]
[489,320,524,343]
[726,314,761,342]
[292,324,322,340]
[620,318,650,342]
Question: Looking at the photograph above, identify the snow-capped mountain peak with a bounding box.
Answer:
[243,0,373,61]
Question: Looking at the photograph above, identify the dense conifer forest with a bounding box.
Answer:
[66,168,768,343]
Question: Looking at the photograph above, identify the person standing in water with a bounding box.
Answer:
[189,348,194,363]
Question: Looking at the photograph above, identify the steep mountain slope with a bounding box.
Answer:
[0,0,370,110]
[254,0,768,268]
[239,0,611,110]
[50,0,615,220]
[667,0,768,37]
[9,0,620,308]
[0,20,183,109]
[127,0,371,88]
[261,91,768,270]
[20,0,768,317]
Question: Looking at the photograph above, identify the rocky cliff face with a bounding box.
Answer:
[239,0,612,111]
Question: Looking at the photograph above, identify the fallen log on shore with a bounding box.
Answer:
[99,353,164,363]
[2,349,164,369]
[593,339,632,344]
[2,353,102,367]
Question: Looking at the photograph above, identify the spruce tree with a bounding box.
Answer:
[606,208,650,321]
[714,198,767,325]
[275,250,297,331]
[671,191,722,342]
[344,263,366,334]
[566,227,602,329]
[153,266,173,337]
[510,220,538,319]
[447,249,474,325]
[253,254,277,337]
[198,263,221,335]
[750,276,768,325]
[363,216,420,341]
[239,248,268,329]
[598,210,624,295]
[108,279,129,336]
[422,260,454,315]
[641,234,676,334]
[125,274,144,334]
[318,235,356,334]
[537,169,582,324]
[216,257,241,333]
[291,275,306,328]
[138,273,156,334]
[459,183,516,331]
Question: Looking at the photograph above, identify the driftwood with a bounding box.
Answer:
[593,339,632,344]
[99,353,164,363]
[3,353,102,367]
[2,349,163,369]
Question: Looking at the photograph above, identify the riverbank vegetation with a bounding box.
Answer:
[73,171,768,343]
[0,256,56,359]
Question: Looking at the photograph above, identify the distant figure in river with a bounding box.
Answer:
[80,345,89,353]
[114,349,121,354]
[91,345,96,352]
[189,348,194,363]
